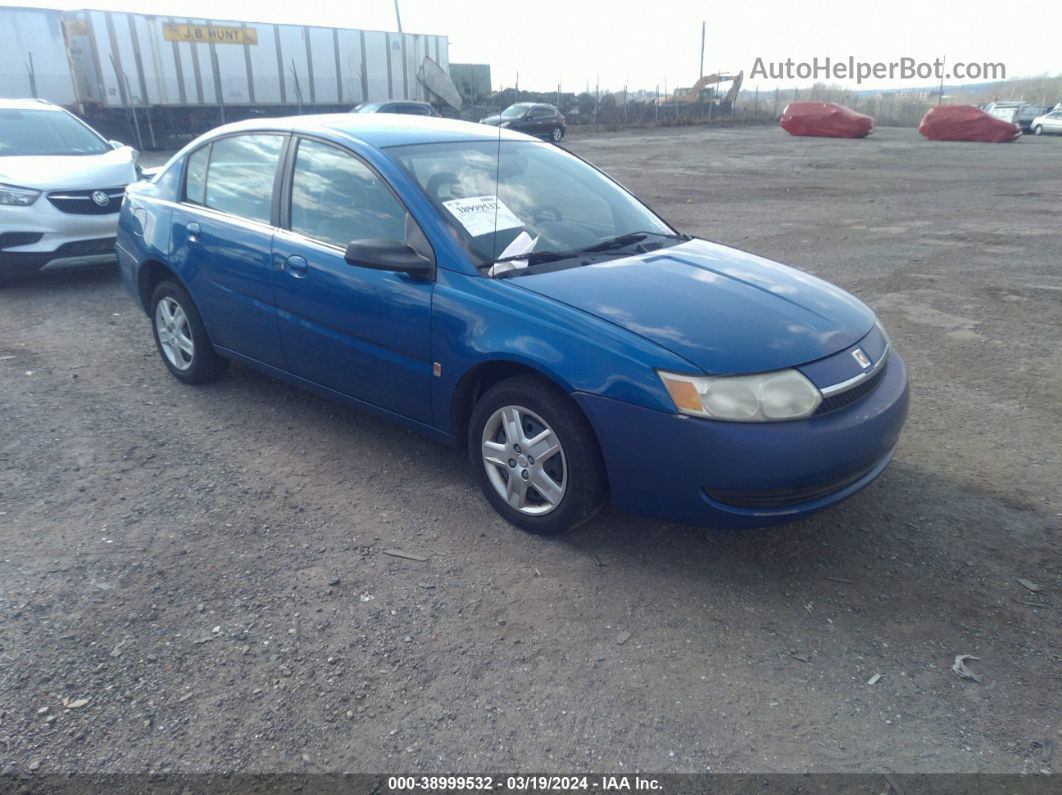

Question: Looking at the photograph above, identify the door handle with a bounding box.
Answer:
[285,255,309,277]
[185,222,200,242]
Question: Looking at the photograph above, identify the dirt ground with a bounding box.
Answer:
[0,125,1059,776]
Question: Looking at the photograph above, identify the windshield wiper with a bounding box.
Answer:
[489,231,689,272]
[491,249,582,265]
[581,231,689,252]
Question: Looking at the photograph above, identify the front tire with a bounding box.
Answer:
[150,280,228,384]
[1033,125,1044,135]
[468,375,605,535]
[550,126,565,142]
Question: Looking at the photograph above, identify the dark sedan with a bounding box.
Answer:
[481,103,566,142]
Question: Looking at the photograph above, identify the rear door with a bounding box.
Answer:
[170,133,287,367]
[270,136,435,422]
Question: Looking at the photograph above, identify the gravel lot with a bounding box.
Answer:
[1,125,1059,776]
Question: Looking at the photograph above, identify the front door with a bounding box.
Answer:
[271,137,434,423]
[171,133,286,367]
[527,107,552,137]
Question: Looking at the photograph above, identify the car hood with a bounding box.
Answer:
[481,115,502,126]
[0,147,137,190]
[513,238,876,374]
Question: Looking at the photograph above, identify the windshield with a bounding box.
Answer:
[501,104,532,119]
[388,140,676,271]
[0,109,111,157]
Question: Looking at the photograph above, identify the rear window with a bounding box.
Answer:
[189,134,284,224]
[185,146,209,205]
[0,108,110,157]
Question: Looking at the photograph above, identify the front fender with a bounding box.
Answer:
[430,269,695,435]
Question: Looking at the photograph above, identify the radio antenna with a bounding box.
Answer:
[490,90,503,263]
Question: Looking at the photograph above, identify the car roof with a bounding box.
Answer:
[202,113,534,148]
[0,98,65,112]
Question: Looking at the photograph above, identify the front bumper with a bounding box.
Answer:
[574,351,909,529]
[0,198,121,274]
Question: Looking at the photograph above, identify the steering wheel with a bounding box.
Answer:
[533,206,563,224]
[426,171,459,202]
[534,221,598,251]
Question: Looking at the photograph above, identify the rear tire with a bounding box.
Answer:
[468,375,605,535]
[551,126,565,143]
[1033,125,1044,135]
[150,280,228,385]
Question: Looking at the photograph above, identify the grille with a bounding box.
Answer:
[814,362,888,415]
[53,238,117,257]
[47,187,126,215]
[705,457,883,509]
[0,232,43,250]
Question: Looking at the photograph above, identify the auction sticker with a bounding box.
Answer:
[443,195,523,237]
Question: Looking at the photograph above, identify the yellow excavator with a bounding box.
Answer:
[663,71,744,110]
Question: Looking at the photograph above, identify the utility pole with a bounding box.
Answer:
[26,52,37,97]
[699,21,706,78]
[593,75,599,125]
[938,56,945,105]
[393,0,403,33]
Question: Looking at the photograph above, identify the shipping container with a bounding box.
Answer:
[0,6,450,112]
[0,7,77,106]
[60,9,449,110]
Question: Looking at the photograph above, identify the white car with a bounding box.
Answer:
[1030,110,1062,136]
[0,98,139,276]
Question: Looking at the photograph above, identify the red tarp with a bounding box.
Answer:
[780,102,874,138]
[918,105,1021,143]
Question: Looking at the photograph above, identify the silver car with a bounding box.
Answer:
[0,98,140,276]
[1030,110,1062,136]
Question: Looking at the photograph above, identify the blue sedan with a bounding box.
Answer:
[116,115,908,535]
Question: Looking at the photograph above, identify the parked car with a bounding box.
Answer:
[117,115,908,535]
[1030,110,1062,135]
[352,101,440,117]
[0,98,140,275]
[481,103,566,142]
[983,101,1043,131]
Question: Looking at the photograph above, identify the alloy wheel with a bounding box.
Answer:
[481,405,566,515]
[155,296,194,371]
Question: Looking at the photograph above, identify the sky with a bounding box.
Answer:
[8,0,1060,92]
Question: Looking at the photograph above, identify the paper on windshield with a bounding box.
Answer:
[442,195,523,238]
[487,231,539,277]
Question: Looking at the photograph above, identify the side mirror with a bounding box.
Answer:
[109,139,125,150]
[344,239,433,277]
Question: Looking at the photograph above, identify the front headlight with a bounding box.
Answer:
[499,121,512,128]
[658,368,822,422]
[0,183,41,207]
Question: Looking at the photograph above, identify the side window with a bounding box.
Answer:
[203,134,284,224]
[289,138,408,248]
[184,146,209,205]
